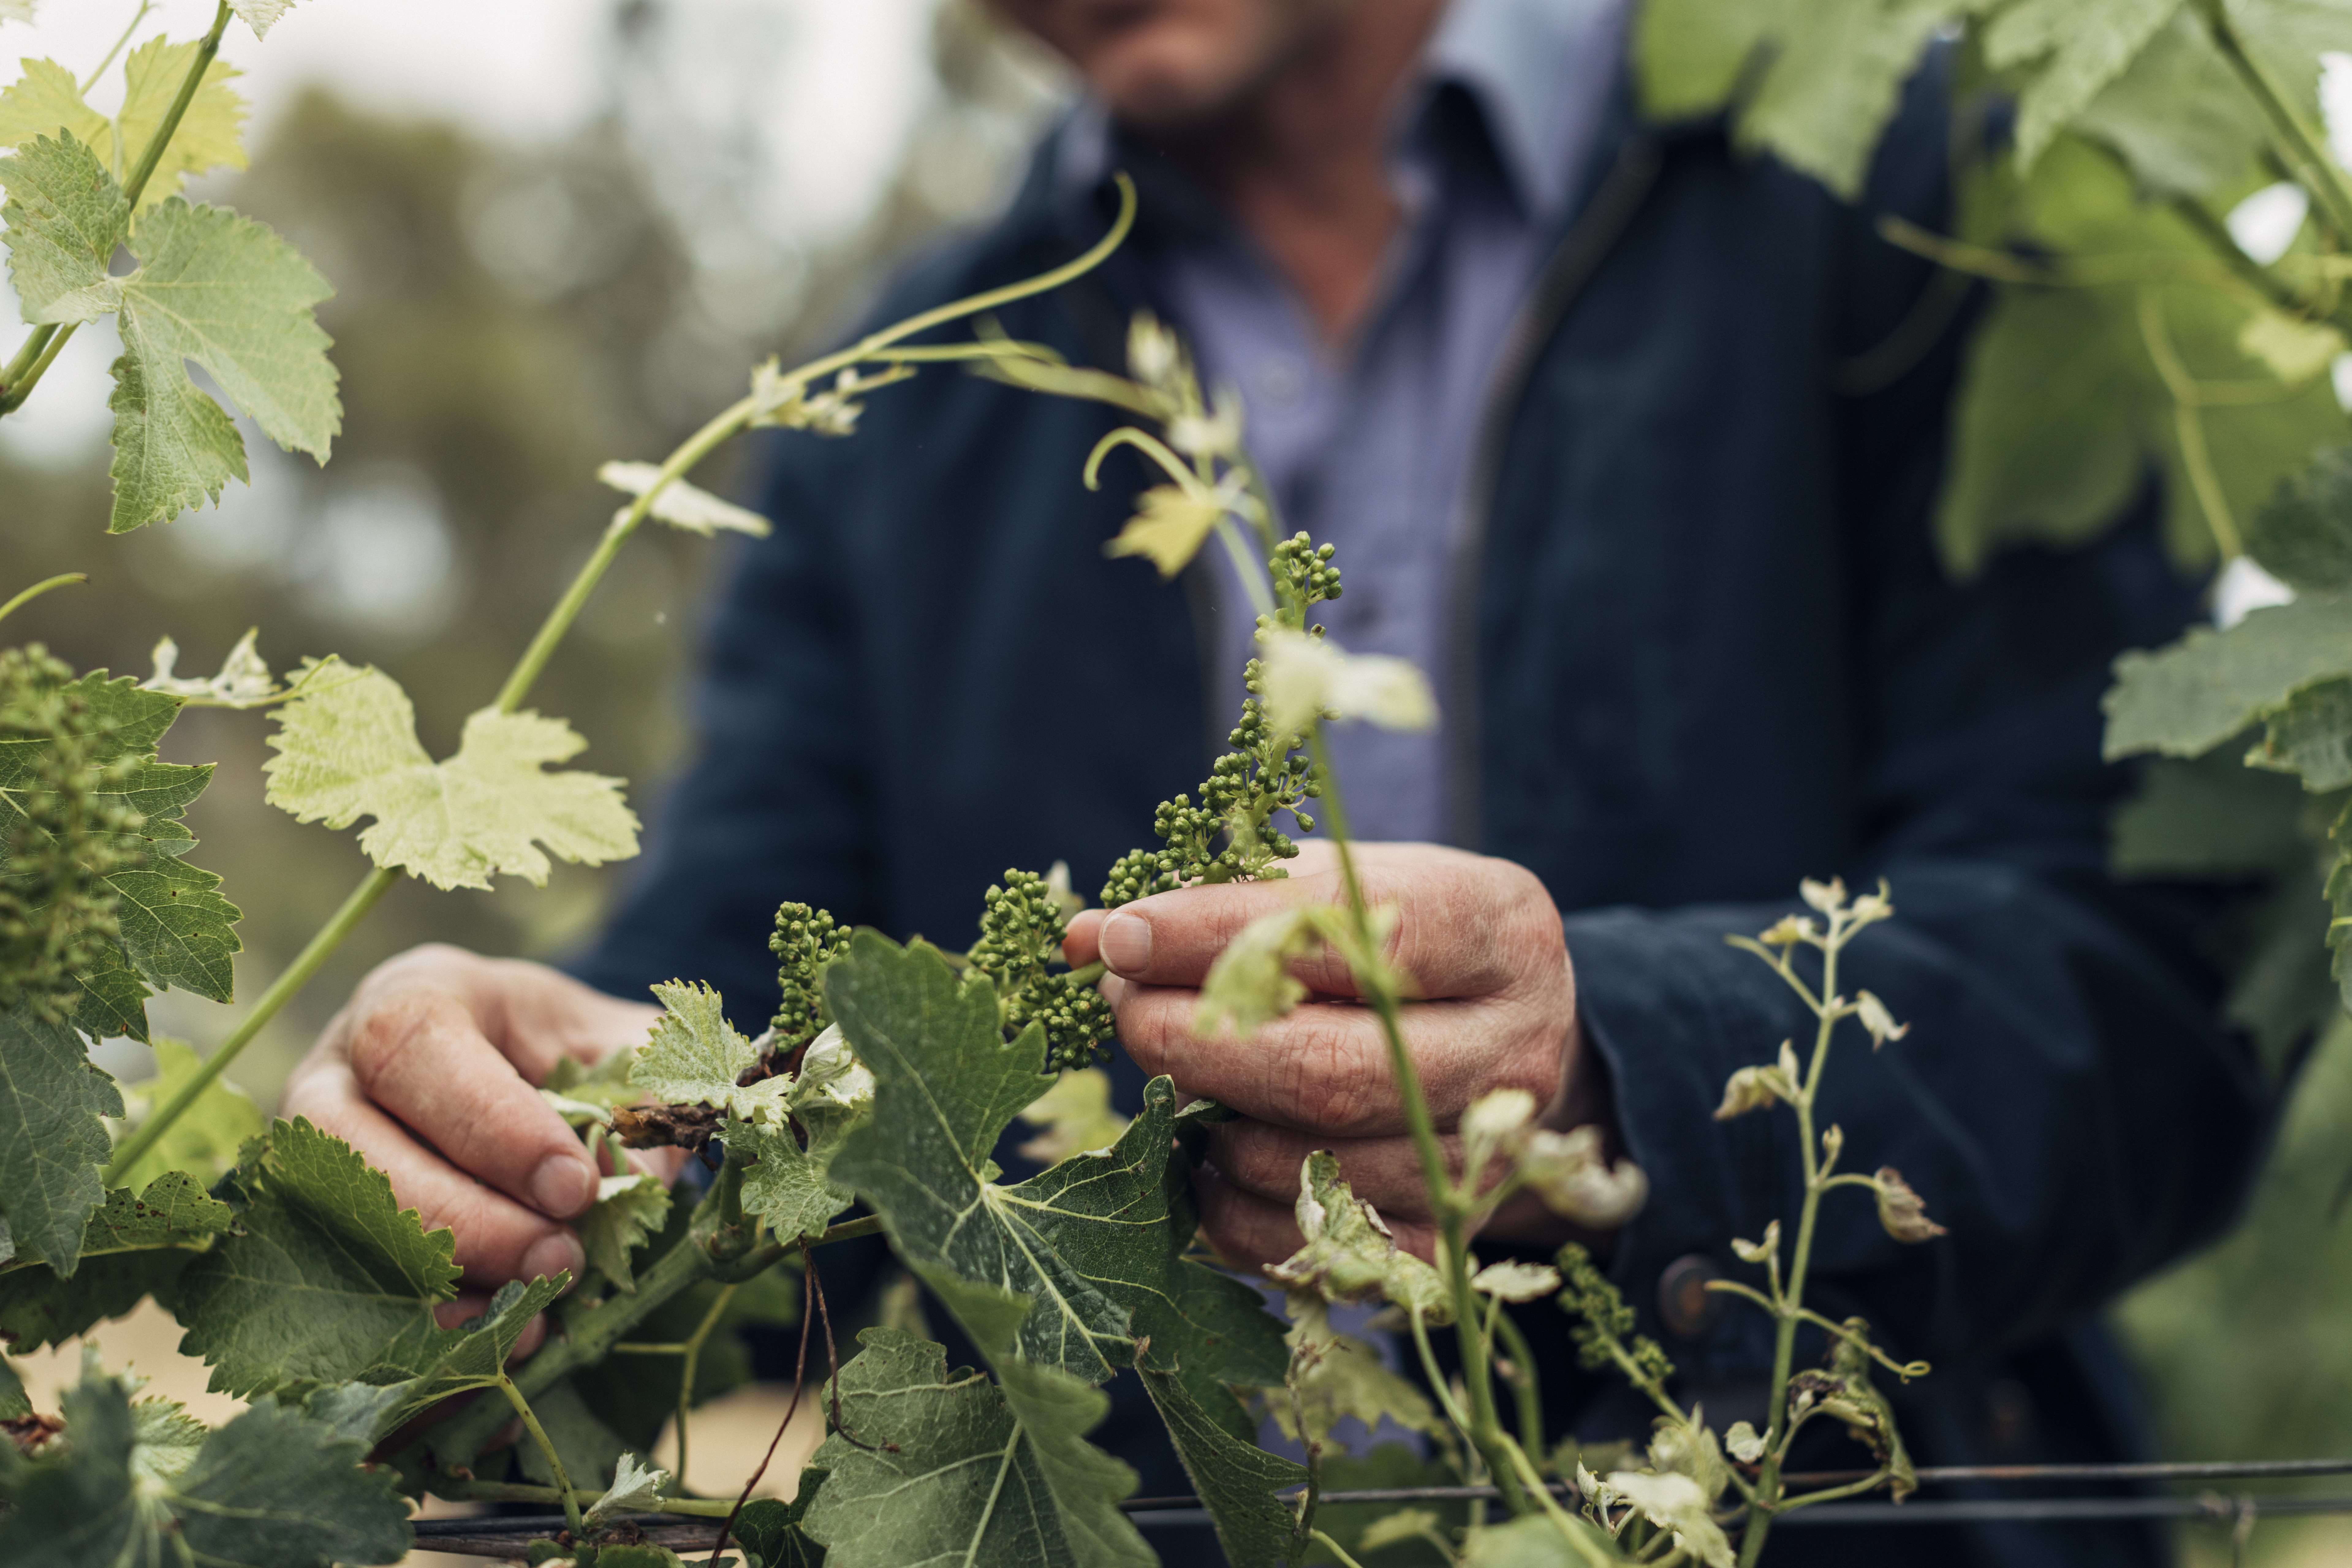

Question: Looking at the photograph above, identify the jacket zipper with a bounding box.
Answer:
[1441,138,1665,849]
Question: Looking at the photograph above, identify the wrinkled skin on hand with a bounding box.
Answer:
[1064,841,1607,1271]
[281,943,669,1350]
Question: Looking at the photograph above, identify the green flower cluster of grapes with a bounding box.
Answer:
[1100,532,1342,908]
[769,901,851,1053]
[970,867,1116,1070]
[0,646,144,1024]
[1557,1240,1677,1392]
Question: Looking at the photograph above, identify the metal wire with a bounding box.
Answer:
[407,1459,2352,1555]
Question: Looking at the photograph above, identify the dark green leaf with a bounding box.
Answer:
[2248,445,2352,593]
[2253,676,2352,789]
[0,1246,194,1352]
[514,1376,631,1493]
[0,1353,25,1419]
[2106,595,2352,759]
[175,1116,462,1396]
[731,1483,828,1568]
[113,1036,268,1191]
[1298,1445,1468,1566]
[1138,1364,1307,1568]
[826,932,1285,1387]
[798,1327,1151,1568]
[364,1274,566,1439]
[0,1170,236,1271]
[0,1362,412,1567]
[2112,751,2311,879]
[0,1000,121,1276]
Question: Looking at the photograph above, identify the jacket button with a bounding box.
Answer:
[1657,1254,1722,1340]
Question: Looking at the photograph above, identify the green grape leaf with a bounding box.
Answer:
[0,133,126,325]
[12,1171,236,1268]
[1138,1364,1308,1568]
[0,1246,192,1352]
[734,1115,855,1244]
[799,1327,1152,1568]
[825,931,1286,1387]
[104,196,336,531]
[362,1274,566,1439]
[1273,1295,1441,1445]
[513,1377,631,1493]
[2072,14,2271,196]
[629,979,782,1118]
[0,1001,122,1277]
[1984,0,2184,169]
[2251,675,2352,790]
[0,60,109,163]
[263,660,638,891]
[113,38,249,208]
[129,1396,207,1487]
[1630,0,1769,121]
[1940,138,2351,574]
[2248,444,2352,593]
[1265,1151,1448,1319]
[0,1363,413,1568]
[2104,594,2352,759]
[0,44,246,212]
[730,1487,828,1568]
[597,460,774,538]
[1461,1512,1626,1566]
[578,1171,670,1292]
[175,1116,462,1397]
[0,1353,25,1420]
[2111,751,2312,879]
[0,670,237,1040]
[106,301,250,530]
[112,1036,267,1190]
[1017,1066,1131,1165]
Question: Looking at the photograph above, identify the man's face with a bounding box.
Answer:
[989,0,1356,131]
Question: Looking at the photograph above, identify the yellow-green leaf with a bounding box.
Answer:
[263,660,639,891]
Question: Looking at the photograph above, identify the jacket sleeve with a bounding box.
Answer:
[1569,78,2267,1380]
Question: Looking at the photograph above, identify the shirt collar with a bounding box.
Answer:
[1053,0,1630,226]
[1418,0,1630,223]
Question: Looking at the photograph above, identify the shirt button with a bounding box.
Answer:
[1657,1254,1723,1340]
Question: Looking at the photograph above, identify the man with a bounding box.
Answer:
[284,1,2266,1561]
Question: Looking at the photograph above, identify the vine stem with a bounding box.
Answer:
[83,1,157,95]
[501,1372,583,1537]
[1736,919,1845,1568]
[672,1283,738,1487]
[434,1479,734,1518]
[2136,286,2246,560]
[1305,723,1532,1517]
[104,864,399,1186]
[0,1,229,417]
[113,181,1140,1185]
[0,573,87,627]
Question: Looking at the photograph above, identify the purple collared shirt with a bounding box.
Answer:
[1066,0,1628,843]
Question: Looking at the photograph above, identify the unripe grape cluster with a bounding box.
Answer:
[970,868,1115,1070]
[770,901,851,1052]
[0,647,145,1025]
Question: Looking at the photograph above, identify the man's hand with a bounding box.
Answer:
[282,945,663,1334]
[1063,842,1597,1271]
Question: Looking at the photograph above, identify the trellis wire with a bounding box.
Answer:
[408,1457,2352,1556]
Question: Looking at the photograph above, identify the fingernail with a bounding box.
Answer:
[521,1230,585,1286]
[1100,911,1153,975]
[532,1154,596,1217]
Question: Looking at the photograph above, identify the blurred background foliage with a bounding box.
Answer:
[5,3,2351,1562]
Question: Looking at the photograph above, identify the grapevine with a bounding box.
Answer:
[2,1,2350,1566]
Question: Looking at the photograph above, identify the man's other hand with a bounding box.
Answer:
[1063,842,1596,1271]
[282,945,662,1336]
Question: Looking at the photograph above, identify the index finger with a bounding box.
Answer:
[1079,845,1557,998]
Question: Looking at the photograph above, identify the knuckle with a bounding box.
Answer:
[1267,1013,1386,1132]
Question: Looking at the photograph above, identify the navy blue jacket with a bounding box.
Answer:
[578,74,2267,1566]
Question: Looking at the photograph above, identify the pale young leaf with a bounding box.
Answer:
[1730,1219,1781,1266]
[1461,1087,1537,1147]
[230,0,302,39]
[1194,905,1323,1038]
[1274,1293,1438,1443]
[1266,1151,1448,1316]
[1724,1420,1765,1464]
[1799,877,1846,915]
[2238,310,2344,384]
[1471,1260,1562,1303]
[628,980,782,1121]
[1018,1066,1131,1165]
[128,1396,207,1487]
[263,660,639,891]
[1872,1166,1948,1243]
[597,460,773,538]
[1853,990,1908,1048]
[0,61,108,162]
[1515,1125,1648,1227]
[734,1114,856,1244]
[1606,1470,1734,1568]
[142,629,278,706]
[576,1171,670,1292]
[1261,627,1437,735]
[1712,1061,1794,1120]
[585,1450,670,1525]
[1104,484,1222,579]
[113,39,249,206]
[1166,388,1242,459]
[0,2,37,24]
[0,133,125,325]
